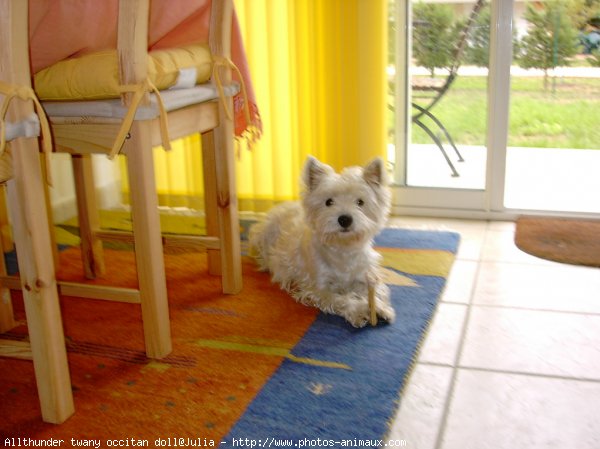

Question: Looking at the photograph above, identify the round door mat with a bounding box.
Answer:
[515,216,600,267]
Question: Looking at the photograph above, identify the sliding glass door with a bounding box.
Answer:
[390,0,506,216]
[504,1,600,214]
[390,0,600,218]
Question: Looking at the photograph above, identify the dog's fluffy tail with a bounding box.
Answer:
[248,219,270,271]
[248,202,302,272]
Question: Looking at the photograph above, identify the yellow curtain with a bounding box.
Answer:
[121,0,388,212]
[119,135,206,210]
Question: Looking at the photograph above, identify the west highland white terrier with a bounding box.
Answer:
[249,156,395,327]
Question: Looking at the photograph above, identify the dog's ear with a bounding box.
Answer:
[363,157,387,187]
[303,156,332,191]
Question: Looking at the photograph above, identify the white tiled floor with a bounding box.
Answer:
[386,217,600,449]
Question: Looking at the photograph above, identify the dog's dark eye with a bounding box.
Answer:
[325,198,334,207]
[356,199,364,207]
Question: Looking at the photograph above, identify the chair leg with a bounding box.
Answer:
[0,184,14,252]
[7,137,74,424]
[212,111,242,294]
[201,131,222,277]
[72,154,105,279]
[0,184,15,333]
[0,291,15,333]
[124,121,172,359]
[0,255,15,333]
[40,155,60,268]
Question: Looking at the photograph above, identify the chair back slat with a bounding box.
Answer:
[117,0,150,106]
[209,0,234,87]
[0,0,34,122]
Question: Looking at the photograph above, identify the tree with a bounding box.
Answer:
[589,48,600,66]
[569,0,600,30]
[412,2,457,77]
[463,4,520,67]
[517,1,579,90]
[464,6,491,67]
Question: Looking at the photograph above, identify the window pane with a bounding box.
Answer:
[391,0,490,190]
[504,0,600,213]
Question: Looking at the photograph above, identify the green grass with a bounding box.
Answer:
[407,76,600,149]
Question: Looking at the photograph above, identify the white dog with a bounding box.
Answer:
[249,156,395,327]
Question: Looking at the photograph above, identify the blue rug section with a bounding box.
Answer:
[375,227,461,252]
[4,250,18,276]
[221,229,460,446]
[3,245,70,276]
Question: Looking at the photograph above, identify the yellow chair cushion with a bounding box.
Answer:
[34,44,212,101]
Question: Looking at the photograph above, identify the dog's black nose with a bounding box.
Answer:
[338,215,353,229]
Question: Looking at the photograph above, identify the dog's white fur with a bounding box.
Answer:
[249,156,395,327]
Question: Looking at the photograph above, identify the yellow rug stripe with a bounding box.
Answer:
[194,339,351,370]
[378,248,455,277]
[285,354,352,371]
[195,339,289,357]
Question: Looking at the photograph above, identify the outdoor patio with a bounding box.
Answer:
[403,143,600,214]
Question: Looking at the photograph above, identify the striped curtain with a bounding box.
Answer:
[122,0,389,213]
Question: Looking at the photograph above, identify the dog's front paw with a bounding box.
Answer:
[345,303,394,327]
[341,301,371,328]
[376,302,396,323]
[374,283,395,324]
[340,296,396,327]
[347,314,370,328]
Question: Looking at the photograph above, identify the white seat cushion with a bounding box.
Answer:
[4,113,41,141]
[42,83,239,121]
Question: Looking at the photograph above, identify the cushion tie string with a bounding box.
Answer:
[111,78,171,160]
[0,80,54,185]
[211,56,252,127]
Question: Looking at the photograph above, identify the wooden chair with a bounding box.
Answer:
[0,0,74,424]
[38,0,242,359]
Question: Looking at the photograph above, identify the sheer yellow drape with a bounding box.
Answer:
[121,0,388,212]
[119,135,206,210]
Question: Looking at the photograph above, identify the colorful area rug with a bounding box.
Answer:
[0,227,459,446]
[515,216,600,267]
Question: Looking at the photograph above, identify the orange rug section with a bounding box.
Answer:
[1,248,318,441]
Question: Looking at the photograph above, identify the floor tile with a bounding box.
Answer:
[481,229,555,265]
[388,364,453,449]
[387,217,487,233]
[460,306,600,380]
[441,369,600,449]
[486,220,515,232]
[474,261,600,314]
[388,216,600,449]
[455,228,486,262]
[418,304,468,365]
[441,260,478,304]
